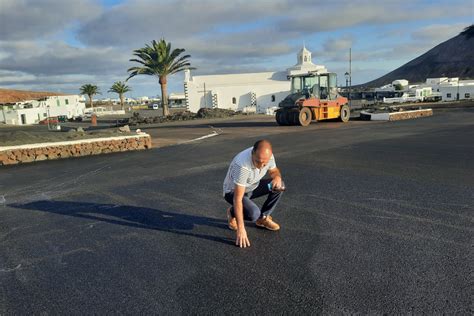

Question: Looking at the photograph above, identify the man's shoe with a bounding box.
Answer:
[256,215,280,231]
[226,207,237,231]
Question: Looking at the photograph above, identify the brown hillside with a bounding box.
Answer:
[0,88,68,103]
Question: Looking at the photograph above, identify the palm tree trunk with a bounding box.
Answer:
[120,94,124,111]
[89,95,93,110]
[160,76,169,116]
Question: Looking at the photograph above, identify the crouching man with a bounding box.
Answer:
[223,139,285,248]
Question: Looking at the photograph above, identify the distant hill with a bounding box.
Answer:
[0,88,67,104]
[362,25,474,88]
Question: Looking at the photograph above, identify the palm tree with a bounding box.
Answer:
[80,84,100,109]
[127,39,194,116]
[108,81,132,111]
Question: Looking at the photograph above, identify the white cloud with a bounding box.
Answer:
[76,0,289,47]
[0,41,129,76]
[0,70,36,84]
[0,0,472,93]
[278,1,471,33]
[411,23,467,44]
[0,0,102,40]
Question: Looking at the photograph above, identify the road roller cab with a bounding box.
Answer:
[275,72,350,126]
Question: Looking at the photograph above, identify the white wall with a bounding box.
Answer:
[208,84,289,112]
[185,72,290,113]
[436,85,474,101]
[1,95,85,125]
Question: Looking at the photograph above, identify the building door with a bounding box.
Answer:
[21,114,26,125]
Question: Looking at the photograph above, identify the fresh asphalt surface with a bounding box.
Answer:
[1,108,473,314]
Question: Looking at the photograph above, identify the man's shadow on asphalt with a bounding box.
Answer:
[11,200,232,245]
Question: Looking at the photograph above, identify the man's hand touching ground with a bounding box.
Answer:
[271,176,283,190]
[236,228,250,248]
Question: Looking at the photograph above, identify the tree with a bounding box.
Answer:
[108,81,132,111]
[80,84,100,109]
[393,83,403,91]
[127,39,194,116]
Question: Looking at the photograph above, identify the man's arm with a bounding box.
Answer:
[233,184,250,248]
[268,167,283,189]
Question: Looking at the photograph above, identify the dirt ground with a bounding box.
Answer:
[0,106,261,148]
[0,125,134,147]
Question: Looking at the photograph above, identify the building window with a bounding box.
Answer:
[465,93,470,98]
[446,93,451,98]
[65,99,69,105]
[271,95,276,102]
[43,113,47,117]
[232,97,236,104]
[56,99,60,106]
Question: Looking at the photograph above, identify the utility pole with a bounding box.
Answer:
[457,78,460,101]
[349,47,352,107]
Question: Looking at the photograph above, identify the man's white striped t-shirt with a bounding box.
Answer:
[223,147,276,195]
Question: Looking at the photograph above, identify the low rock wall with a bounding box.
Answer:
[360,109,433,121]
[0,134,151,166]
[389,109,433,121]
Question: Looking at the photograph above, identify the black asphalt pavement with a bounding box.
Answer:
[1,108,473,314]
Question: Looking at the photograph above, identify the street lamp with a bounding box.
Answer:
[344,72,349,90]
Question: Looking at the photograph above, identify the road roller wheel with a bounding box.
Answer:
[276,110,289,126]
[288,109,300,125]
[298,107,312,126]
[275,111,282,125]
[280,110,290,125]
[339,104,350,122]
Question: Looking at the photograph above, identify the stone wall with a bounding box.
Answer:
[360,109,433,121]
[389,109,433,121]
[0,134,151,166]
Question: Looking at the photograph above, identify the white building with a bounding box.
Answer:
[125,97,138,104]
[168,93,186,107]
[424,77,474,101]
[377,77,474,103]
[375,79,410,92]
[184,47,328,113]
[0,94,85,125]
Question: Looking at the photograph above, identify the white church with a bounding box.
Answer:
[184,47,327,114]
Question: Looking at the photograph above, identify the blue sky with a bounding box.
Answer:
[0,0,472,99]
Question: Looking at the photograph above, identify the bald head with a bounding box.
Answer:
[252,139,272,153]
[252,140,272,169]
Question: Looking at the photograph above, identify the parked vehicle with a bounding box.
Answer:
[83,110,94,119]
[39,117,59,125]
[276,72,349,126]
[383,93,422,104]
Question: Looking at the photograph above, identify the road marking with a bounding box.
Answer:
[180,131,219,144]
[0,264,21,273]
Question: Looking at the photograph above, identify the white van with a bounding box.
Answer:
[83,109,94,118]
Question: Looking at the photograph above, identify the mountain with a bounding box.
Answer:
[362,25,474,88]
[0,88,66,104]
